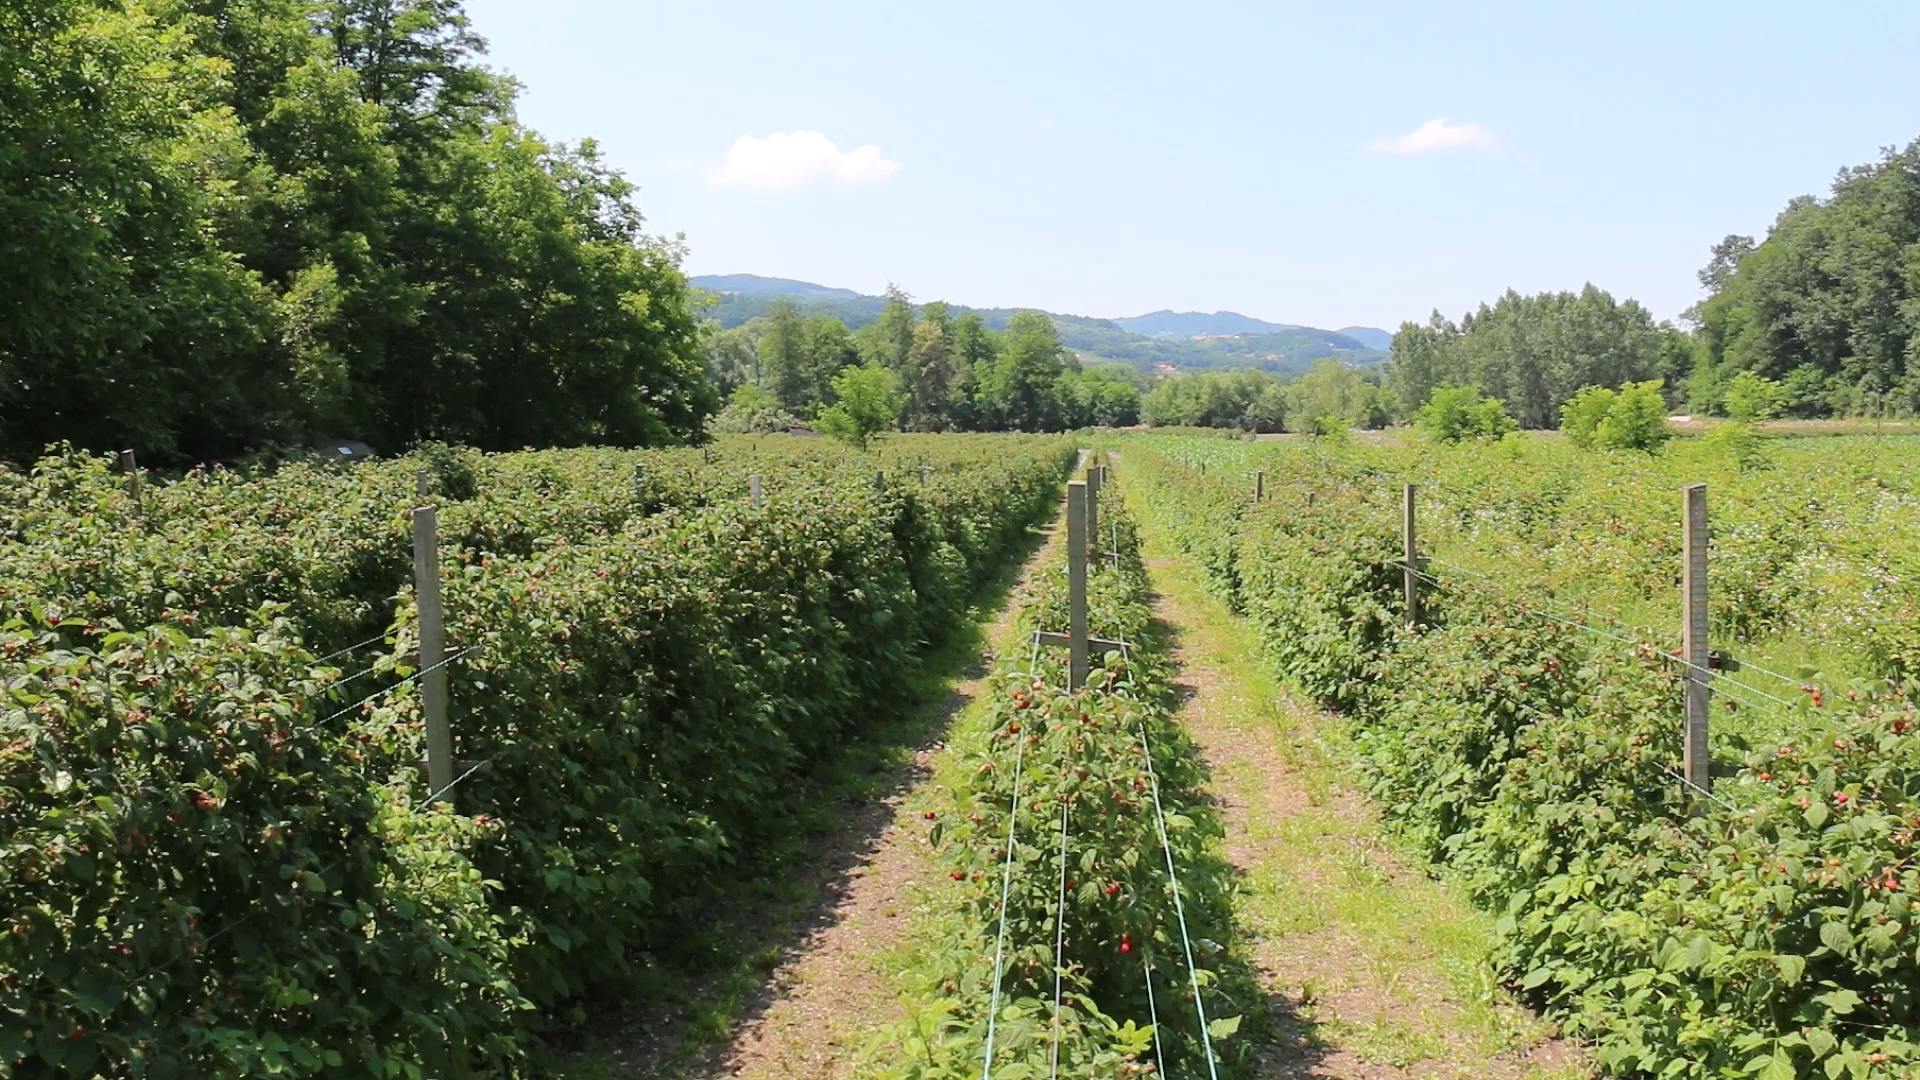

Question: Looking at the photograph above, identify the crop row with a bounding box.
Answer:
[868,460,1259,1078]
[1125,435,1920,1080]
[0,435,1076,1078]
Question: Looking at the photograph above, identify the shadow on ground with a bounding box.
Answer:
[544,523,1055,1079]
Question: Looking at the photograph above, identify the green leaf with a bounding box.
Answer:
[1819,922,1852,954]
[1814,988,1862,1016]
[1754,1051,1797,1080]
[1207,1014,1242,1039]
[1774,953,1806,985]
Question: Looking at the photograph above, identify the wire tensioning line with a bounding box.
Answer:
[316,643,485,726]
[1137,718,1220,1080]
[981,708,1031,1079]
[305,632,391,668]
[1141,948,1166,1076]
[1409,563,1812,717]
[1423,556,1837,698]
[1499,693,1748,813]
[425,757,493,804]
[1048,796,1071,1079]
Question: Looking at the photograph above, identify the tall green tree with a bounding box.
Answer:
[0,0,714,462]
[1385,286,1683,427]
[980,312,1070,431]
[1694,139,1920,416]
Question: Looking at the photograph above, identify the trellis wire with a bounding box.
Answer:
[317,643,484,726]
[1424,556,1835,700]
[1142,948,1166,1075]
[980,704,1031,1079]
[1048,797,1071,1079]
[1412,564,1811,719]
[307,632,390,668]
[1137,718,1220,1080]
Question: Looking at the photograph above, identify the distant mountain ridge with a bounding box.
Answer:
[1337,326,1393,350]
[689,274,1392,374]
[1111,310,1303,338]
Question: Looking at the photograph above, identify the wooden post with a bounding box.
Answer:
[117,450,141,508]
[1682,483,1712,795]
[920,463,931,484]
[415,468,430,500]
[632,462,646,501]
[873,470,885,493]
[1255,470,1265,502]
[749,474,763,506]
[412,504,453,804]
[1402,484,1419,630]
[1067,481,1088,690]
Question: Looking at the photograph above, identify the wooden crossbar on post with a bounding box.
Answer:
[1402,484,1419,629]
[1682,482,1711,795]
[411,502,453,804]
[1067,481,1089,690]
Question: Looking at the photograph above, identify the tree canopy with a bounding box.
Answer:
[1691,138,1920,417]
[0,0,712,462]
[703,292,1142,435]
[1387,287,1688,428]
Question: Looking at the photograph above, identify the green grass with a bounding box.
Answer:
[1128,481,1588,1078]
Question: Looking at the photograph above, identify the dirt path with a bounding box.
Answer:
[1138,547,1588,1079]
[687,512,1069,1080]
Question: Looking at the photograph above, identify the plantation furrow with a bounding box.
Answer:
[1131,536,1587,1080]
[693,509,1077,1080]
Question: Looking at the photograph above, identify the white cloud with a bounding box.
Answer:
[711,130,903,190]
[1372,118,1495,154]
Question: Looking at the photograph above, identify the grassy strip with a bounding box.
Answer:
[1127,479,1584,1077]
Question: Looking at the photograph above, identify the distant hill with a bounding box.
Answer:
[1338,326,1393,350]
[1112,310,1300,338]
[688,274,1390,374]
[691,274,865,301]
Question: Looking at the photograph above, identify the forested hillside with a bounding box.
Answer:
[1,0,712,463]
[705,289,1143,434]
[694,275,1389,374]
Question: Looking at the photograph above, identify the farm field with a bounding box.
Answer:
[0,434,1077,1076]
[13,429,1920,1080]
[1123,430,1920,1079]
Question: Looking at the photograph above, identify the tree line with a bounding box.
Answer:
[2,0,711,464]
[1374,136,1920,430]
[703,288,1143,436]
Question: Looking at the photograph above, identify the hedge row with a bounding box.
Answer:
[869,461,1260,1078]
[1126,438,1920,1080]
[1,435,1075,1077]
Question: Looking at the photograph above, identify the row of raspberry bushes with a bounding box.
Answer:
[870,465,1260,1078]
[1,436,1075,1077]
[1125,437,1920,1080]
[0,436,1031,659]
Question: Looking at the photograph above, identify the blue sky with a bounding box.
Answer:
[463,0,1920,332]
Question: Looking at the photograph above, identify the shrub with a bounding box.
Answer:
[1561,379,1671,452]
[1414,385,1517,442]
[816,365,904,449]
